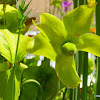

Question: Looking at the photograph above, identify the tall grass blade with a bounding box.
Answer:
[82,52,88,100]
[96,0,100,99]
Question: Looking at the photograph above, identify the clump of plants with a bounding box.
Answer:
[0,0,100,100]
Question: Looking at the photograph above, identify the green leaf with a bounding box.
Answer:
[21,79,42,90]
[0,29,31,63]
[23,56,40,67]
[81,58,94,75]
[88,59,94,74]
[55,54,81,89]
[0,4,18,33]
[0,0,17,5]
[21,58,59,100]
[27,33,57,61]
[0,64,26,100]
[0,62,10,72]
[33,13,68,53]
[19,79,43,100]
[16,34,31,62]
[63,5,95,43]
[76,33,100,57]
[51,1,62,7]
[20,63,28,69]
[0,69,15,100]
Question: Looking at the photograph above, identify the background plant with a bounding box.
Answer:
[0,0,100,100]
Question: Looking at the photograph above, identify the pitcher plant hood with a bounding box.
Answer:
[26,2,99,88]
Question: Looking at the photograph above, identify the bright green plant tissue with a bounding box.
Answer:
[0,4,18,33]
[20,58,59,100]
[27,3,100,88]
[0,29,30,100]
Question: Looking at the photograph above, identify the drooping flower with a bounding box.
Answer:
[27,1,98,88]
[61,0,73,13]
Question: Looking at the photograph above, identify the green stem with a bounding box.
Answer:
[75,51,83,100]
[12,16,22,100]
[13,27,21,68]
[12,67,15,100]
[75,52,78,100]
[12,17,21,100]
[53,6,55,15]
[80,1,87,100]
[3,3,6,62]
[78,51,83,77]
[82,52,88,100]
[49,0,51,14]
[96,57,100,100]
[74,0,79,8]
[74,1,79,100]
[62,88,67,100]
[3,3,6,28]
[89,76,92,100]
[96,0,100,100]
[79,0,84,5]
[59,8,63,20]
[74,0,83,100]
[70,89,74,100]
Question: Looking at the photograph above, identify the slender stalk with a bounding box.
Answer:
[12,29,22,99]
[79,0,84,5]
[96,0,100,100]
[12,15,22,100]
[49,0,51,14]
[74,0,82,100]
[13,27,21,68]
[74,0,79,8]
[80,0,88,100]
[62,88,67,100]
[3,3,6,28]
[2,2,6,62]
[82,52,88,100]
[75,51,83,100]
[74,1,79,100]
[53,6,55,15]
[59,8,63,20]
[12,67,15,100]
[96,58,100,99]
[70,89,74,100]
[60,5,64,20]
[75,52,78,100]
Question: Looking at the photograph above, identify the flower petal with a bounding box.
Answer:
[33,13,68,53]
[55,54,81,88]
[27,33,57,61]
[61,1,72,8]
[63,7,67,13]
[76,34,100,57]
[63,5,95,43]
